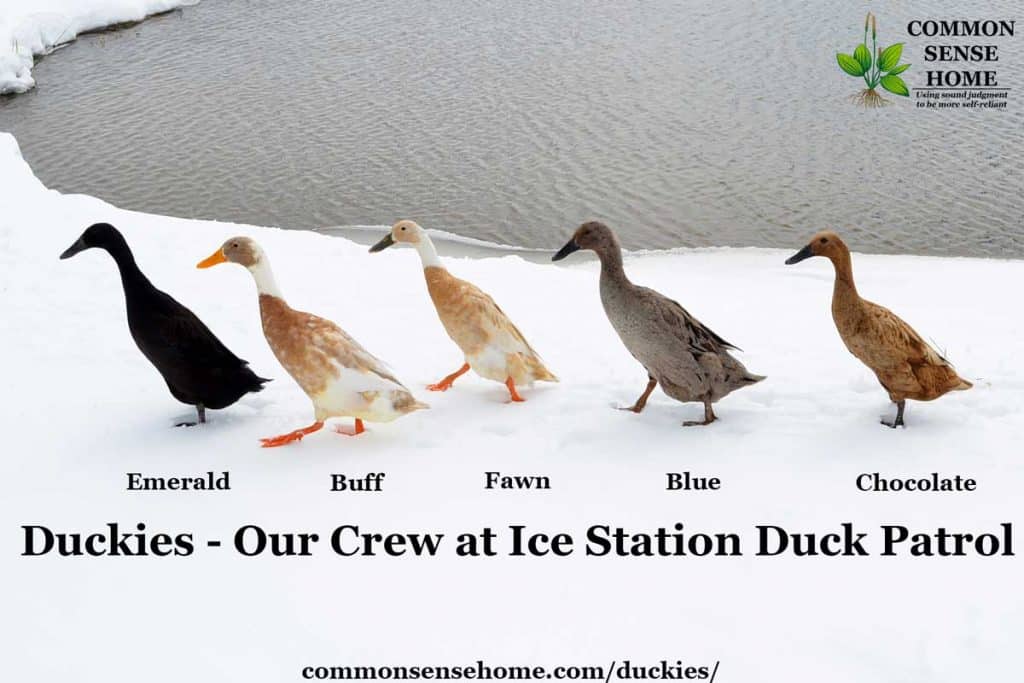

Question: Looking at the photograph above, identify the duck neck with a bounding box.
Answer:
[105,240,153,299]
[414,234,444,270]
[248,258,284,299]
[597,243,629,285]
[829,247,859,308]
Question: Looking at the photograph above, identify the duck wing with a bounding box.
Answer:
[641,287,740,354]
[486,295,542,356]
[618,286,762,402]
[283,306,407,389]
[862,300,948,366]
[431,272,540,357]
[128,291,267,407]
[325,321,406,388]
[847,299,971,400]
[131,291,248,369]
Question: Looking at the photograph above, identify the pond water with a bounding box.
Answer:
[2,0,1022,256]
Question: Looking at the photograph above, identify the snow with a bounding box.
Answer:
[0,0,195,94]
[329,225,549,255]
[0,129,1021,681]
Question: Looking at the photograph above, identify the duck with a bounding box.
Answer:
[60,223,269,425]
[369,220,557,402]
[785,230,972,427]
[552,221,764,425]
[197,236,427,446]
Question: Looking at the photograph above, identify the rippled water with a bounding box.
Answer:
[2,0,1022,256]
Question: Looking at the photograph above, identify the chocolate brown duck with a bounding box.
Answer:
[785,230,972,427]
[553,221,764,425]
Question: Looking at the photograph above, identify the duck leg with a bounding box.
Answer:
[428,363,470,391]
[334,419,366,436]
[505,377,526,402]
[683,402,717,427]
[260,421,325,448]
[175,404,205,428]
[882,400,906,429]
[619,376,657,413]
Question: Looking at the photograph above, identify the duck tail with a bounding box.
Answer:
[388,389,429,414]
[242,366,271,393]
[527,356,559,383]
[743,372,766,384]
[536,366,559,383]
[954,377,973,391]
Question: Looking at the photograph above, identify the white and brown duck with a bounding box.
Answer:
[369,220,557,402]
[198,237,427,446]
[553,221,764,425]
[785,230,972,427]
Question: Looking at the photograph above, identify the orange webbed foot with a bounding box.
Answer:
[260,421,324,448]
[260,433,304,448]
[505,377,526,403]
[333,419,366,436]
[428,363,470,392]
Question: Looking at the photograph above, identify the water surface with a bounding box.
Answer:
[2,0,1022,256]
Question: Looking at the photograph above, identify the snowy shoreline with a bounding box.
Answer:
[0,0,196,94]
[324,224,1016,264]
[2,127,1022,682]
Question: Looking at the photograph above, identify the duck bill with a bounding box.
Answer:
[369,234,395,253]
[785,244,814,265]
[197,249,227,269]
[552,238,580,262]
[59,237,87,260]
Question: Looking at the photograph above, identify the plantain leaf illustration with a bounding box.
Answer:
[878,43,904,72]
[880,74,909,96]
[854,44,872,71]
[888,63,911,75]
[837,53,865,77]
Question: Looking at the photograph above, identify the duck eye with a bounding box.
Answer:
[820,238,828,244]
[400,226,406,231]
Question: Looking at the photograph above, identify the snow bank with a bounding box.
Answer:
[0,0,195,94]
[1,130,1021,681]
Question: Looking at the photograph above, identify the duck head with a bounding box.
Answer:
[197,236,264,270]
[368,220,425,253]
[552,221,619,261]
[60,222,127,260]
[198,237,282,297]
[785,231,847,265]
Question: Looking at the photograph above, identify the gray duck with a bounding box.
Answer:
[553,221,764,425]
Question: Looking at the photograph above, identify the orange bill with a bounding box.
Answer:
[197,249,227,269]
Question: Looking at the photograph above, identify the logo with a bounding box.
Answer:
[836,13,911,107]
